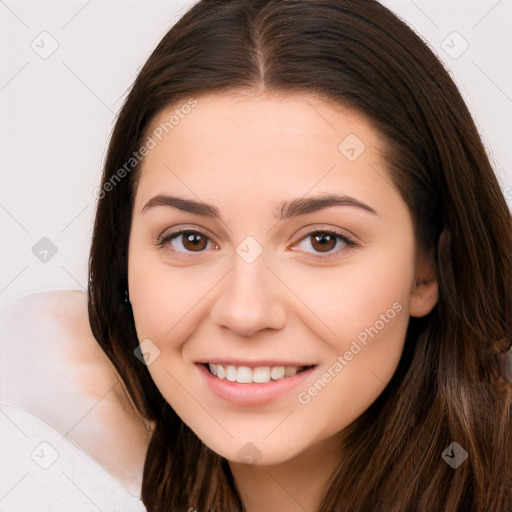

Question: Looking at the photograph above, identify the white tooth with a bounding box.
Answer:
[253,366,271,383]
[236,366,253,384]
[284,366,298,377]
[216,364,226,379]
[270,366,285,380]
[212,364,301,382]
[225,365,237,382]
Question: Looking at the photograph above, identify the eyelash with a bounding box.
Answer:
[156,228,360,259]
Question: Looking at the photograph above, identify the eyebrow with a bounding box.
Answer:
[141,193,380,219]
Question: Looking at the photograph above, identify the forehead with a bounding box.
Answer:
[143,90,377,157]
[134,91,394,210]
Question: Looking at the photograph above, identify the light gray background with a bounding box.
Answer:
[1,0,512,309]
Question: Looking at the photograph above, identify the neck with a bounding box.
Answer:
[228,433,343,512]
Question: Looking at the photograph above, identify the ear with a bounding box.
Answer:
[409,250,439,318]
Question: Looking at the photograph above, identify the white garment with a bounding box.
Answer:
[0,404,146,511]
[0,291,148,511]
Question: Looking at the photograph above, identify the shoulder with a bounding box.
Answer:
[0,290,152,493]
[1,290,119,404]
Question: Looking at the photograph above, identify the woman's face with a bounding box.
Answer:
[128,92,438,465]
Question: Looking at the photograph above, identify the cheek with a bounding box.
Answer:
[128,235,175,344]
[127,250,202,404]
[279,247,414,421]
[278,245,415,348]
[127,241,218,348]
[296,251,413,428]
[128,255,169,338]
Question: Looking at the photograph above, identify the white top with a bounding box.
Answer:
[0,290,151,511]
[0,404,146,511]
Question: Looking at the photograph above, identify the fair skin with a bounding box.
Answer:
[128,91,438,512]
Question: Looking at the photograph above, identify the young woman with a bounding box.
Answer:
[88,0,512,510]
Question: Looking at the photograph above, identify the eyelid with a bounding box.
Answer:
[157,224,219,243]
[292,224,358,244]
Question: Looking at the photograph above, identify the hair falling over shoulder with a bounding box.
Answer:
[88,1,512,510]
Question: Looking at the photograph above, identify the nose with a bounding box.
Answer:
[210,251,287,337]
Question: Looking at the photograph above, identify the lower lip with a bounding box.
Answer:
[196,363,317,407]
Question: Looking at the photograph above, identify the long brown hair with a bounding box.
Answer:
[88,1,512,510]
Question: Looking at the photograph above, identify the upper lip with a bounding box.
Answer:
[197,359,317,368]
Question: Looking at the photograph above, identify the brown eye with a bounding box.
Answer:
[181,232,208,251]
[157,229,215,254]
[310,232,337,252]
[292,229,358,259]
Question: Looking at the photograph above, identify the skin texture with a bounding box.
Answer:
[128,92,439,512]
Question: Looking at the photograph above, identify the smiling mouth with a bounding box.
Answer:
[201,362,316,384]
